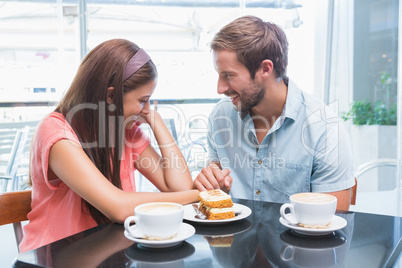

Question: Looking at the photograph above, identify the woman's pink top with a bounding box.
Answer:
[19,112,150,253]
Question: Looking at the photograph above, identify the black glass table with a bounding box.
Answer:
[13,199,402,268]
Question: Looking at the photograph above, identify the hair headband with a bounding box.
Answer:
[123,48,151,81]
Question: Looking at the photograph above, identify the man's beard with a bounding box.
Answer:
[231,81,266,113]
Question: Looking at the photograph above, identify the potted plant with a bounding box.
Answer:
[342,100,397,191]
[342,100,397,125]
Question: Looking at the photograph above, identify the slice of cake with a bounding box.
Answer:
[198,189,235,220]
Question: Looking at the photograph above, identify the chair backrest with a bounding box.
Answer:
[0,121,38,192]
[0,190,32,250]
[351,178,357,205]
[6,128,29,178]
[351,158,398,206]
[1,127,30,192]
[0,121,38,155]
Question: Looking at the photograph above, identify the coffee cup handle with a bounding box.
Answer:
[124,215,140,237]
[280,245,295,261]
[280,203,298,224]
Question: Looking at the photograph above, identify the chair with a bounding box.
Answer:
[350,178,357,205]
[0,190,32,251]
[0,127,30,192]
[0,121,38,157]
[350,158,399,213]
[0,121,38,192]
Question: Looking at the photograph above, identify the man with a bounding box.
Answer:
[193,16,354,210]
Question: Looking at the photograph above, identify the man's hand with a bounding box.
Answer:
[193,163,232,193]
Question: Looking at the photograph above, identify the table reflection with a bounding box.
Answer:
[206,199,354,267]
[126,242,195,268]
[30,224,134,267]
[279,230,347,267]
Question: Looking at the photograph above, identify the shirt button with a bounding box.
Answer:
[256,190,260,195]
[258,160,262,165]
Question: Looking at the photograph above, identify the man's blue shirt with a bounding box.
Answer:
[208,79,355,203]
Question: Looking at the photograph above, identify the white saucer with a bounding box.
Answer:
[124,223,195,248]
[279,215,347,236]
[183,203,252,224]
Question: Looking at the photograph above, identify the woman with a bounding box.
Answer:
[19,39,200,253]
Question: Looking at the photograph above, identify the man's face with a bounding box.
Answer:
[213,50,265,112]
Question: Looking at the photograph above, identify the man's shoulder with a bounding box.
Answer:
[288,79,325,109]
[304,95,341,124]
[291,87,341,125]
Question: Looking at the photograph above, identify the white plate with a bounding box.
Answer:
[183,203,252,224]
[279,215,347,236]
[124,223,195,248]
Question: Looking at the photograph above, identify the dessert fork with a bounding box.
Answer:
[192,204,207,220]
[192,204,242,220]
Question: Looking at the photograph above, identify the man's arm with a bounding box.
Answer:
[312,116,354,212]
[327,188,351,211]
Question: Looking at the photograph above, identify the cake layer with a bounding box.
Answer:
[199,204,235,220]
[199,189,233,208]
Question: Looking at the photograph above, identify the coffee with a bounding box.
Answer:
[291,193,336,204]
[137,204,181,215]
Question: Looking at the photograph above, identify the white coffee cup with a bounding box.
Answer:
[280,192,337,226]
[124,202,184,240]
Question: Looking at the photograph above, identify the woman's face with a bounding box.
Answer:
[123,79,156,129]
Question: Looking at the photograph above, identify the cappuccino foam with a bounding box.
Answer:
[291,193,335,204]
[138,204,181,215]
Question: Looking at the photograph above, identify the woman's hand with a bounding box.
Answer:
[131,109,155,127]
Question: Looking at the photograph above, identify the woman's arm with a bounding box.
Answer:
[49,139,199,223]
[134,110,193,192]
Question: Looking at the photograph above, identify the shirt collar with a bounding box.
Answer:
[283,78,303,121]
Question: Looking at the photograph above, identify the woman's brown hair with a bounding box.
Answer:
[54,39,157,224]
[210,15,289,80]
